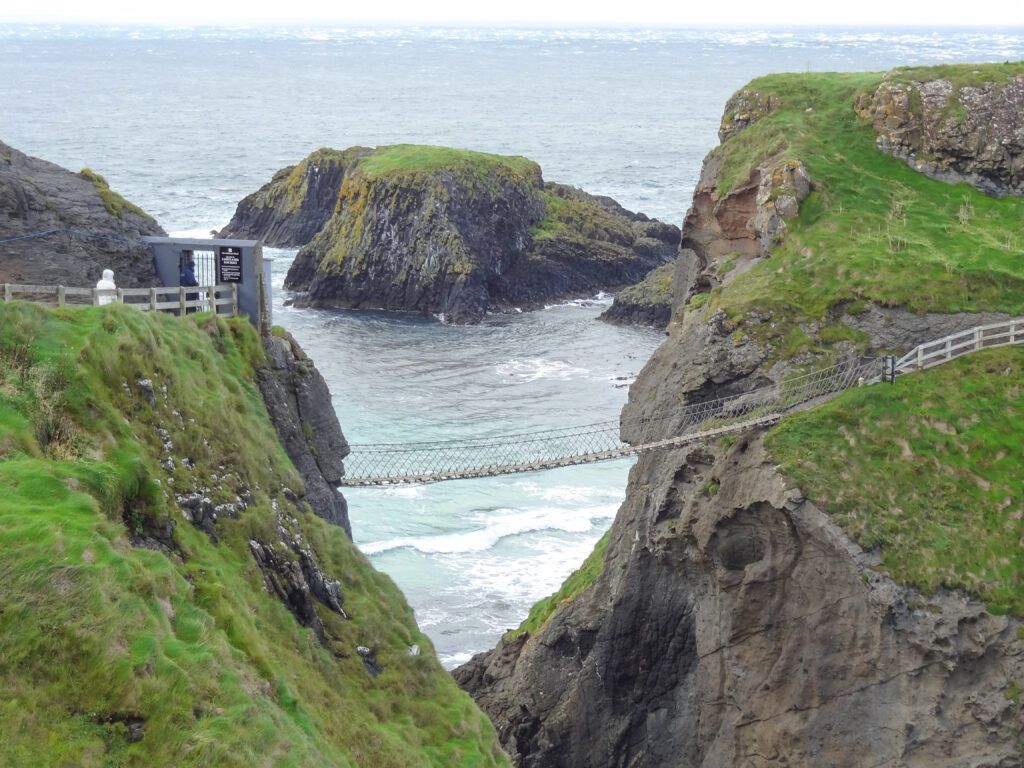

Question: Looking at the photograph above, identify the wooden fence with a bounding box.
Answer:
[893,318,1023,373]
[1,283,238,318]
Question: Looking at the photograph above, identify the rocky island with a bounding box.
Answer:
[455,62,1024,767]
[220,144,680,323]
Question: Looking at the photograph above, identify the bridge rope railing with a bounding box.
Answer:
[340,355,885,486]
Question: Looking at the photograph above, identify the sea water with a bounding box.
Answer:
[2,23,1022,666]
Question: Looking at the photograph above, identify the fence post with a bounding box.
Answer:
[149,287,157,311]
[916,345,923,369]
[179,287,186,316]
[890,355,896,384]
[232,284,238,318]
[57,285,65,307]
[93,288,100,306]
[208,286,215,314]
[974,327,982,351]
[2,284,9,302]
[116,288,124,306]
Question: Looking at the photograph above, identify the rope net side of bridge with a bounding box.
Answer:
[340,356,884,485]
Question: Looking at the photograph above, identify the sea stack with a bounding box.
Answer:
[220,144,679,323]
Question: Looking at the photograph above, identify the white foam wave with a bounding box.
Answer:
[359,503,616,556]
[495,358,589,381]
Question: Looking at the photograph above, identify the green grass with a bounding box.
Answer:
[358,145,540,181]
[706,65,1024,345]
[79,168,154,221]
[528,190,634,244]
[505,530,611,639]
[767,347,1024,615]
[0,302,508,767]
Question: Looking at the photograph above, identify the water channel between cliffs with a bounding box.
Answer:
[267,250,663,668]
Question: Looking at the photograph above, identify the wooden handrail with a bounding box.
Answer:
[0,282,238,318]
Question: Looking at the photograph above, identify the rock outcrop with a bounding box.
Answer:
[222,145,679,323]
[456,66,1024,767]
[676,150,810,307]
[856,69,1024,198]
[257,329,352,537]
[0,139,164,287]
[455,432,1024,768]
[599,263,675,327]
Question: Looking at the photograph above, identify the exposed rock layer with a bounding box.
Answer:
[256,331,352,537]
[0,139,164,287]
[221,146,679,323]
[456,435,1024,768]
[856,72,1024,198]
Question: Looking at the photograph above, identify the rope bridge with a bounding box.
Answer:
[340,355,885,486]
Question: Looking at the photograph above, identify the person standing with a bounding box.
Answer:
[180,257,199,312]
[95,268,116,305]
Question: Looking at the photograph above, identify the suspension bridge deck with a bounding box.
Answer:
[338,318,1023,487]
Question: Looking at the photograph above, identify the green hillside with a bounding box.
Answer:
[706,62,1024,612]
[0,303,507,767]
[704,64,1024,358]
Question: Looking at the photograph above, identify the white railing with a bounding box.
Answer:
[1,283,238,318]
[893,318,1023,373]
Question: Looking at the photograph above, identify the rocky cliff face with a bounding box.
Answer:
[0,139,165,287]
[257,329,352,537]
[218,147,373,246]
[224,145,678,323]
[855,70,1024,198]
[455,67,1024,767]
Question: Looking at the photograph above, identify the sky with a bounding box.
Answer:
[2,0,1024,27]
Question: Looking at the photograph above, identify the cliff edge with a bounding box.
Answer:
[455,63,1024,767]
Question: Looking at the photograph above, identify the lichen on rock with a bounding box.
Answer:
[857,66,1024,198]
[223,144,679,323]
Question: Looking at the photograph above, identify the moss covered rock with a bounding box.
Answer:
[223,145,679,323]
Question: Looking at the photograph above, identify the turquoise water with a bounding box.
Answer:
[3,23,1022,666]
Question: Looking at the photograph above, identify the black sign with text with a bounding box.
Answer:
[218,246,243,283]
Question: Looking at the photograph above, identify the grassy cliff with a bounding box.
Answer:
[704,63,1024,614]
[0,302,507,767]
[702,65,1024,354]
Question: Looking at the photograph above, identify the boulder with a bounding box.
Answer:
[0,140,164,288]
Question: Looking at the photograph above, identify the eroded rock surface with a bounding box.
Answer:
[223,146,678,323]
[455,433,1024,767]
[0,139,164,287]
[257,330,352,537]
[856,72,1024,198]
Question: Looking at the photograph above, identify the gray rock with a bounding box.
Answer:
[0,140,165,287]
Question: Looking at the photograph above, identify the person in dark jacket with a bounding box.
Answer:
[181,256,199,312]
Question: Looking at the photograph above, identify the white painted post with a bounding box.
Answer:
[149,288,157,312]
[57,285,65,307]
[179,287,186,315]
[917,344,924,369]
[93,288,100,306]
[974,327,982,351]
[208,287,215,314]
[945,338,951,362]
[116,288,124,306]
